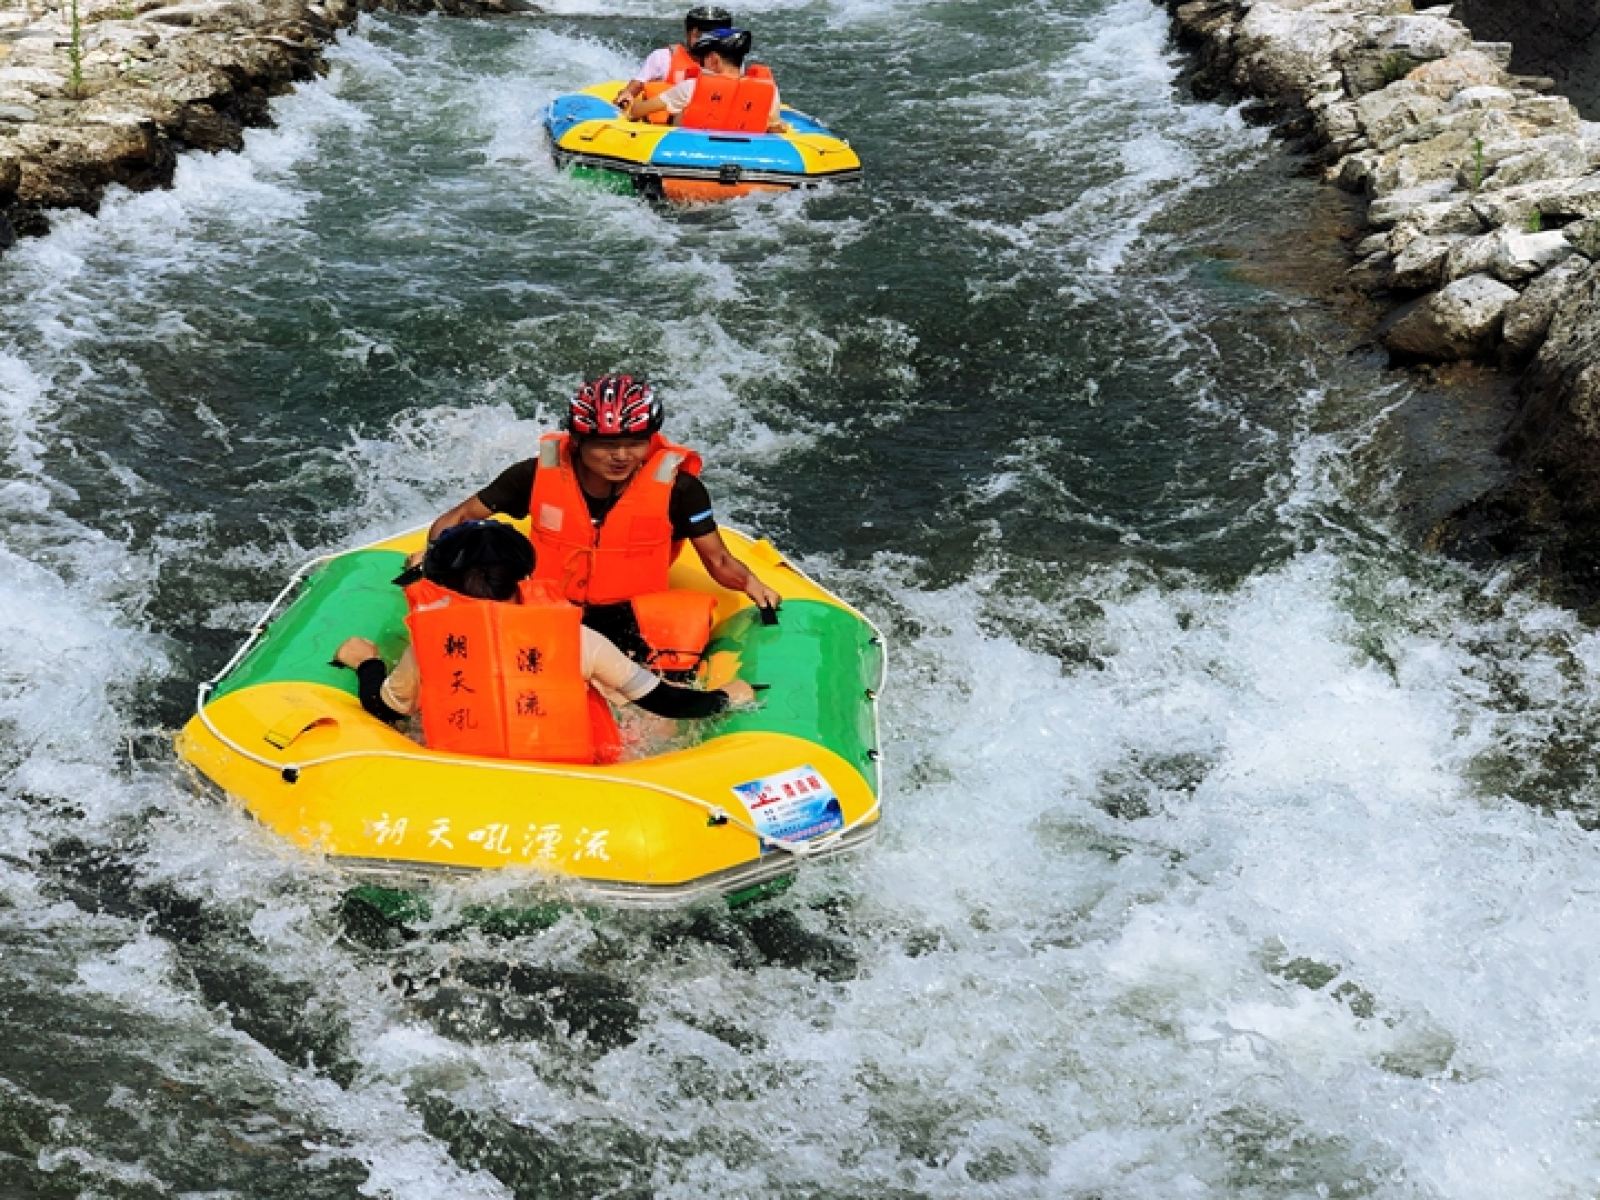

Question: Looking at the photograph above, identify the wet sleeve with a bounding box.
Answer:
[474,459,537,520]
[670,474,718,540]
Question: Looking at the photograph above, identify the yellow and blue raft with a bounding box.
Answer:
[543,80,861,203]
[176,525,885,907]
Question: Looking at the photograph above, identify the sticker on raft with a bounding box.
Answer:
[731,765,844,851]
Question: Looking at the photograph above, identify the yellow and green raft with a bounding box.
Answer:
[176,526,885,907]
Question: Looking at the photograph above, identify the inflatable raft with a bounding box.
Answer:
[176,525,885,907]
[543,80,861,203]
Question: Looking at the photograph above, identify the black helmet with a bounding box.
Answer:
[422,520,534,601]
[689,26,752,62]
[685,5,731,31]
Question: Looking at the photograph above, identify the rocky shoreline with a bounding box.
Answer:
[1162,0,1600,608]
[0,0,525,247]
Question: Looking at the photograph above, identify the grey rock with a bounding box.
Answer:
[1490,228,1578,281]
[1355,82,1447,146]
[1390,232,1465,289]
[1406,49,1507,93]
[1565,217,1600,259]
[1447,85,1517,112]
[1379,14,1472,61]
[1233,4,1361,98]
[1382,272,1519,360]
[1477,136,1591,190]
[1443,231,1499,279]
[1469,41,1514,69]
[1368,180,1461,225]
[1444,227,1575,283]
[1471,176,1600,228]
[1503,256,1590,357]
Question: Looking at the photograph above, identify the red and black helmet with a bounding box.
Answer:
[567,374,663,438]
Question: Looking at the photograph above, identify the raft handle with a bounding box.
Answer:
[707,809,729,827]
[282,767,301,784]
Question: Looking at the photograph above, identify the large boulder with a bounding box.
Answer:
[1406,49,1507,93]
[1446,227,1578,283]
[1469,175,1600,228]
[1381,272,1519,360]
[11,119,176,208]
[1478,135,1591,189]
[1502,255,1590,358]
[1232,4,1361,98]
[1378,14,1473,62]
[1355,82,1447,146]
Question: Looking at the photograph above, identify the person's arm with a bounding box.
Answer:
[629,78,692,122]
[614,49,672,103]
[689,529,782,610]
[427,495,494,544]
[766,88,788,134]
[624,94,669,120]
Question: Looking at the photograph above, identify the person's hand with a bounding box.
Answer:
[720,679,757,707]
[335,637,381,669]
[767,120,790,135]
[404,547,426,570]
[612,88,630,106]
[745,578,782,612]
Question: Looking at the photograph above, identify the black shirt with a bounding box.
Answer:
[476,458,718,540]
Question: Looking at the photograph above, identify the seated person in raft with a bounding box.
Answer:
[334,521,756,765]
[612,4,733,107]
[423,374,782,675]
[619,28,788,134]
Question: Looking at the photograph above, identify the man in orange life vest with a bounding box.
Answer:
[611,5,732,109]
[334,521,755,764]
[423,374,783,669]
[621,27,786,134]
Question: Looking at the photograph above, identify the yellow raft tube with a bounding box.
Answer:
[543,81,862,203]
[176,525,885,907]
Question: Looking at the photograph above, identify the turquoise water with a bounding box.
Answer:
[3,1,1600,1195]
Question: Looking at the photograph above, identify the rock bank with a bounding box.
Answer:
[1162,0,1600,607]
[0,0,528,248]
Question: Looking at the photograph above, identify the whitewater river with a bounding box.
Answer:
[5,0,1600,1195]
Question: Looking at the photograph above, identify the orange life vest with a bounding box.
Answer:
[667,43,700,83]
[527,432,704,607]
[405,577,622,764]
[678,71,777,132]
[631,589,720,673]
